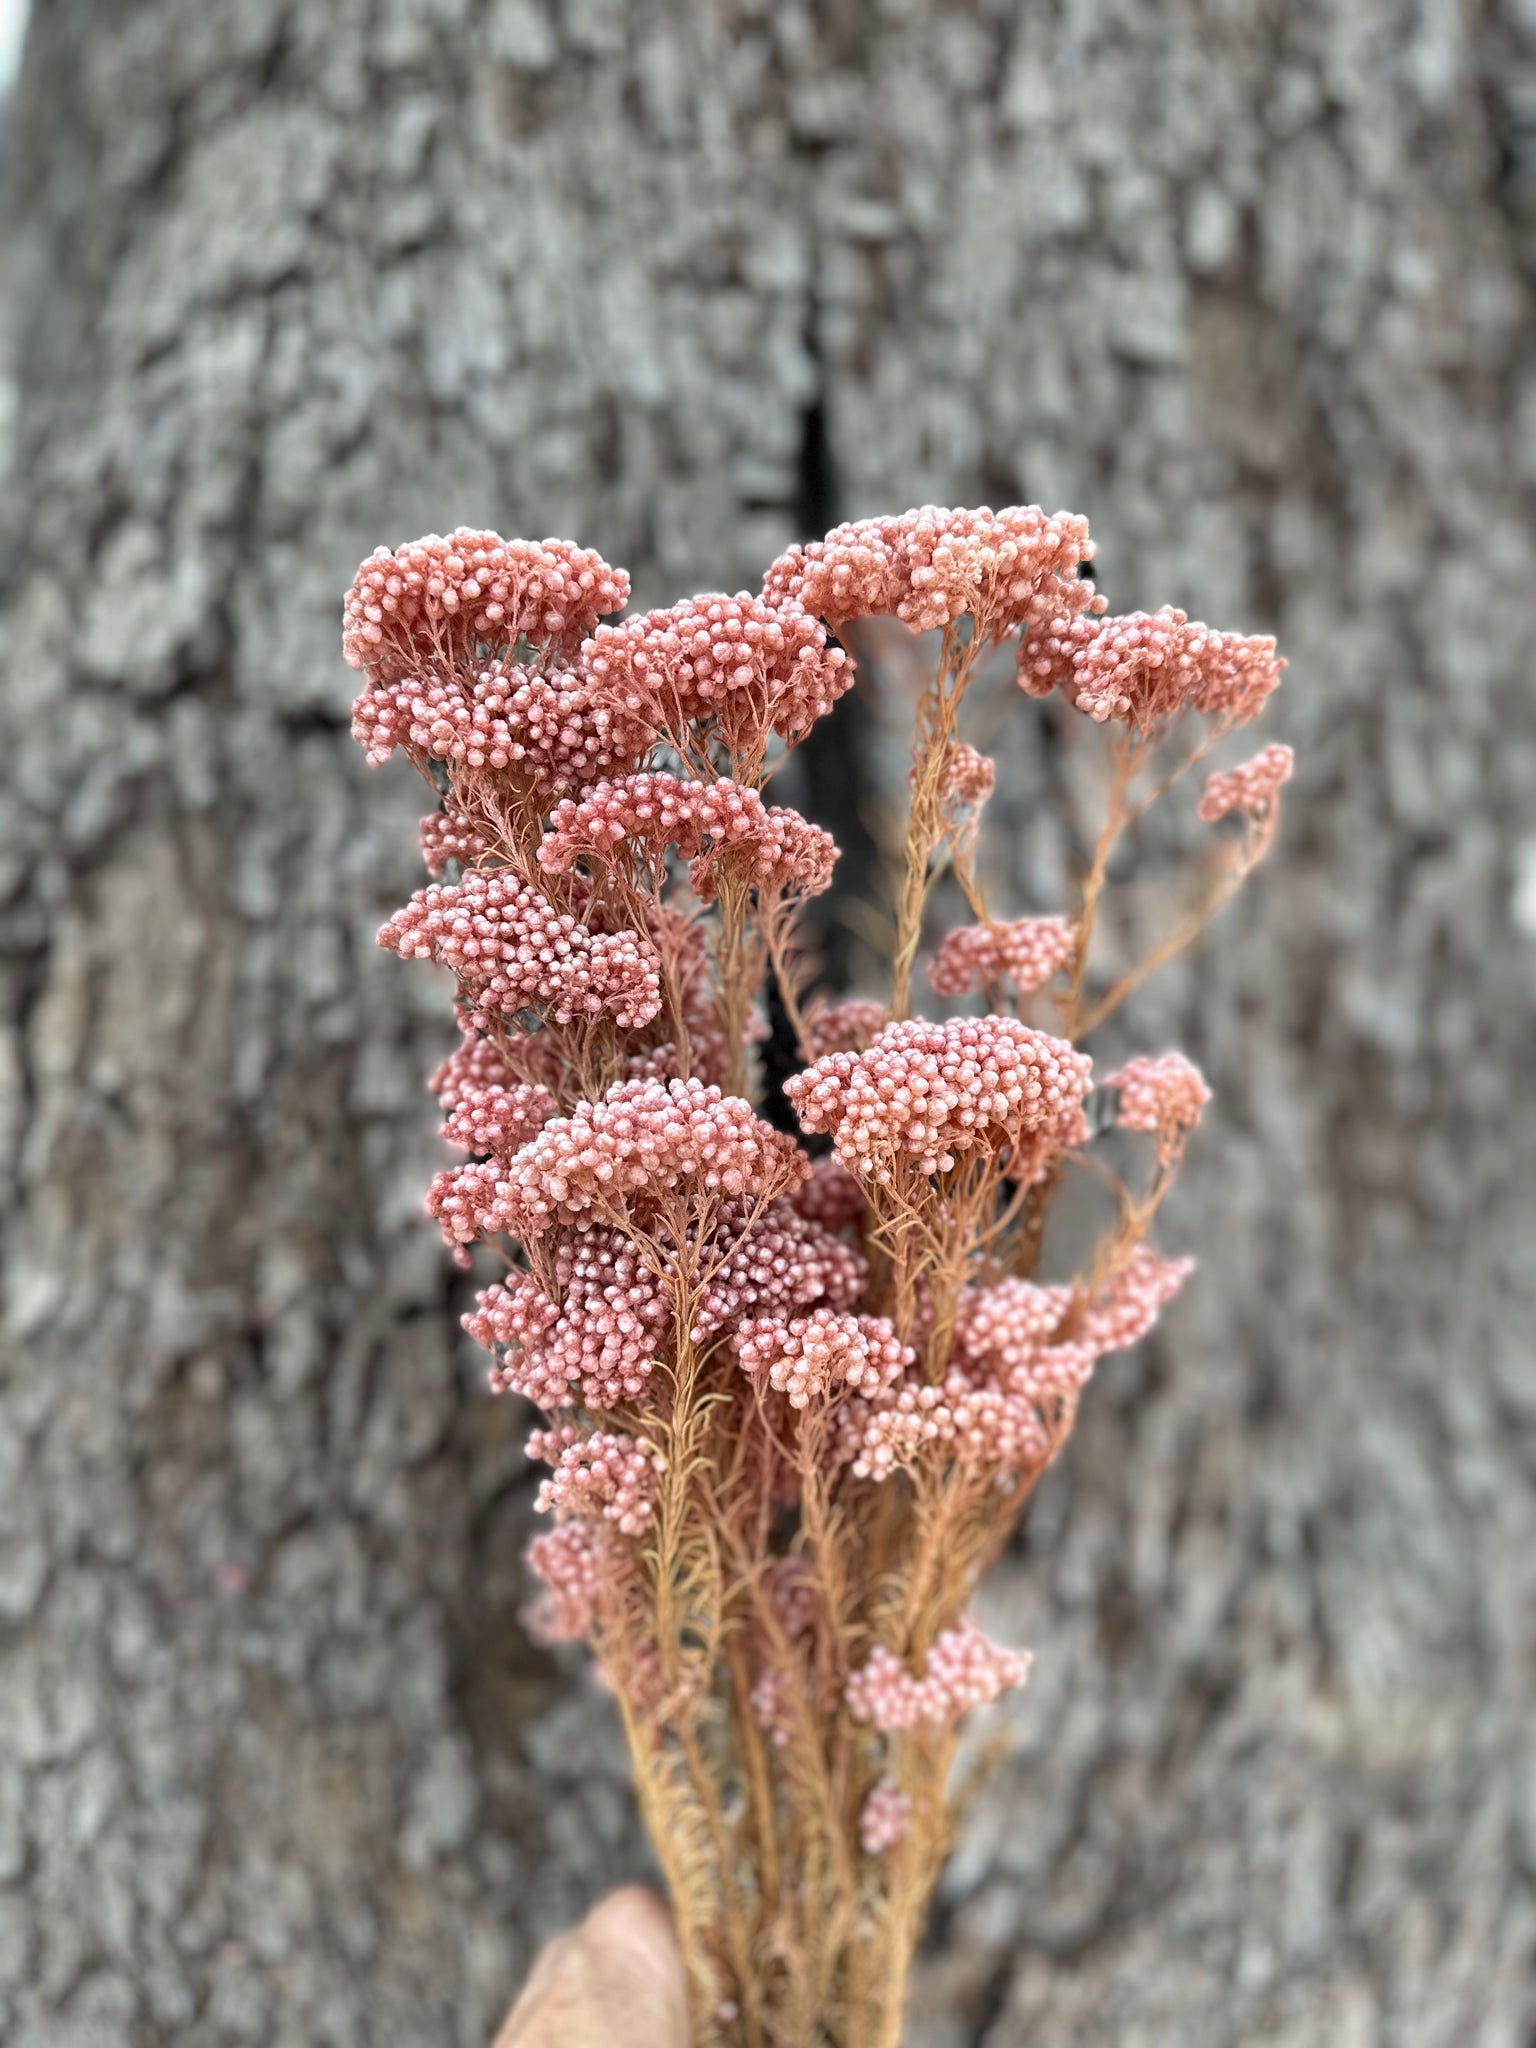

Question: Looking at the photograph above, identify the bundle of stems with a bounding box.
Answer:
[346,507,1292,2046]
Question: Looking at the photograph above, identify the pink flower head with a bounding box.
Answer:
[936,741,996,813]
[842,1359,1055,1482]
[343,529,630,675]
[539,774,836,904]
[1104,1052,1212,1144]
[693,1199,868,1339]
[804,997,890,1061]
[1198,742,1295,823]
[525,1520,623,1645]
[582,593,853,758]
[953,1277,1075,1379]
[529,1426,664,1536]
[735,1308,911,1408]
[471,1228,671,1408]
[1014,577,1110,696]
[440,1077,557,1156]
[377,871,662,1032]
[1080,1245,1195,1356]
[1023,606,1285,733]
[927,916,1076,999]
[860,1778,912,1856]
[845,1622,1031,1731]
[785,1016,1093,1183]
[419,807,493,878]
[764,505,1094,637]
[493,1077,810,1233]
[787,1157,867,1232]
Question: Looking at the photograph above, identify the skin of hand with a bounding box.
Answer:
[494,1886,691,2048]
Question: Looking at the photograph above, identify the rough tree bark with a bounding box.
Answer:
[2,3,1534,2044]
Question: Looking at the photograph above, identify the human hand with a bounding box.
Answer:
[493,1886,690,2047]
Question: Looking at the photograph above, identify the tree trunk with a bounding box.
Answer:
[2,3,1533,2044]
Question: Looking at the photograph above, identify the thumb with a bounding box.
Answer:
[495,1887,690,2048]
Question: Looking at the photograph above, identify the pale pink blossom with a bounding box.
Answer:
[1021,606,1283,732]
[859,1778,912,1855]
[440,1077,557,1156]
[803,998,889,1060]
[785,1016,1092,1183]
[1104,1052,1212,1143]
[378,871,662,1031]
[928,916,1076,999]
[735,1309,911,1409]
[525,1521,622,1645]
[845,1623,1031,1731]
[494,1077,809,1233]
[419,807,493,877]
[1198,742,1295,822]
[529,1426,664,1536]
[344,528,629,674]
[764,505,1094,637]
[936,742,996,812]
[787,1157,867,1233]
[582,592,853,757]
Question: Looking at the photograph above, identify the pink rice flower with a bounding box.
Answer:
[953,1277,1075,1378]
[845,1622,1031,1731]
[785,1015,1093,1183]
[539,773,836,904]
[1021,606,1283,732]
[1104,1052,1212,1143]
[764,505,1094,637]
[734,1309,911,1409]
[378,871,662,1031]
[803,997,890,1060]
[494,1077,809,1234]
[343,528,629,675]
[529,1426,664,1536]
[525,1520,624,1645]
[582,593,853,758]
[1198,742,1295,822]
[1079,1246,1195,1356]
[936,741,996,813]
[860,1778,912,1855]
[440,1077,557,1156]
[692,1200,868,1340]
[927,916,1076,999]
[787,1157,867,1233]
[419,806,493,877]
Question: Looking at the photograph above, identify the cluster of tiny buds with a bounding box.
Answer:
[379,871,661,1030]
[927,916,1077,999]
[1104,1052,1212,1143]
[1020,603,1283,731]
[845,1623,1032,1732]
[419,807,492,877]
[1198,742,1295,822]
[787,1016,1093,1182]
[344,528,630,674]
[859,1777,912,1856]
[936,741,996,813]
[582,591,853,754]
[803,998,890,1061]
[764,504,1094,638]
[524,1521,615,1646]
[440,1077,557,1155]
[494,1076,809,1232]
[529,1426,664,1536]
[540,773,837,904]
[734,1309,911,1409]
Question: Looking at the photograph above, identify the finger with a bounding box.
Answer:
[494,1886,689,2048]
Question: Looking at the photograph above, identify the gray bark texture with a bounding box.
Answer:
[2,1,1535,2043]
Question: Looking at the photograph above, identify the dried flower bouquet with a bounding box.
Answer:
[346,506,1291,2047]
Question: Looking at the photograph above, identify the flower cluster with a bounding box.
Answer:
[529,1426,664,1536]
[735,1309,911,1409]
[846,1623,1032,1732]
[582,592,853,760]
[379,871,661,1030]
[1105,1053,1212,1146]
[1020,604,1283,731]
[1198,742,1296,822]
[927,916,1077,999]
[353,509,1290,2045]
[765,504,1094,638]
[786,1016,1092,1182]
[344,528,630,674]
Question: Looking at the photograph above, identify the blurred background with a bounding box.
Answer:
[2,3,1534,2044]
